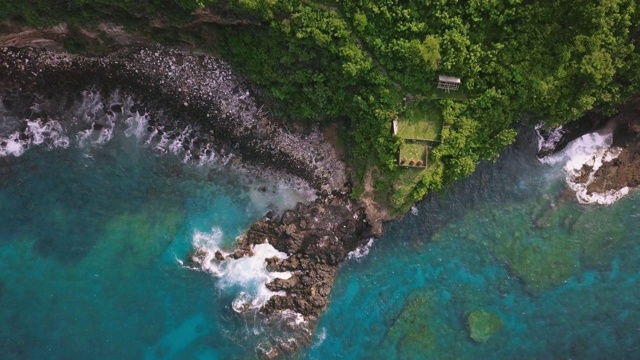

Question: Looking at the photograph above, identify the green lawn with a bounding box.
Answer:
[399,141,427,166]
[396,99,442,141]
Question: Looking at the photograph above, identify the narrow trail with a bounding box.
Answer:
[359,167,392,236]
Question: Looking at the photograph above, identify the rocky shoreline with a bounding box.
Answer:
[0,45,381,357]
[537,94,640,201]
[0,46,348,194]
[586,98,640,195]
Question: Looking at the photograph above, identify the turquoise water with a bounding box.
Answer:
[0,94,310,359]
[306,133,640,359]
[1,93,639,359]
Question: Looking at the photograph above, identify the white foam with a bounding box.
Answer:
[535,123,565,160]
[76,90,105,119]
[278,309,306,327]
[76,118,115,148]
[0,119,69,157]
[187,228,291,313]
[312,327,327,348]
[190,228,228,277]
[124,112,150,139]
[541,125,629,205]
[347,238,374,261]
[75,128,93,147]
[95,126,114,145]
[154,127,193,159]
[410,206,419,216]
[221,242,291,312]
[0,132,27,156]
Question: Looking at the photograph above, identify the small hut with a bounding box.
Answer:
[437,75,461,92]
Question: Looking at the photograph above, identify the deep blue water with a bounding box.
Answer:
[0,94,639,359]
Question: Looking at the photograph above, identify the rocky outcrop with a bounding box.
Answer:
[537,94,640,199]
[0,44,381,358]
[0,41,390,360]
[586,108,640,194]
[236,192,374,318]
[536,112,610,159]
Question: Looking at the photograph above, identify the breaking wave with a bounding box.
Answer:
[538,123,628,205]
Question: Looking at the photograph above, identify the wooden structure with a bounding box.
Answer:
[437,75,461,92]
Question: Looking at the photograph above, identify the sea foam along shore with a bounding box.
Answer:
[0,45,379,357]
[0,46,347,195]
[538,121,629,205]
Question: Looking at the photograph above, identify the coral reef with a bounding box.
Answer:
[466,310,503,343]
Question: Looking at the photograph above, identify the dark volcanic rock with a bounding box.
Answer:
[0,46,347,194]
[539,93,640,197]
[587,113,640,194]
[237,193,374,318]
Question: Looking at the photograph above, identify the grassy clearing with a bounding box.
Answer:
[397,98,442,141]
[399,141,427,166]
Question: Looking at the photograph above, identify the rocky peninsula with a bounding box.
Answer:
[4,20,640,359]
[0,44,379,356]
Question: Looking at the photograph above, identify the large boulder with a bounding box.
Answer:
[466,310,503,343]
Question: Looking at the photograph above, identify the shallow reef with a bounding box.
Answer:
[466,310,503,343]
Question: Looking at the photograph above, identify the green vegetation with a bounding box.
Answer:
[397,100,442,141]
[399,142,427,167]
[3,0,640,211]
[466,310,503,343]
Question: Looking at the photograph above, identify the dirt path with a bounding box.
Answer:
[357,167,392,236]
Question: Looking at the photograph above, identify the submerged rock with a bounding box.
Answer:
[380,293,436,358]
[466,310,503,343]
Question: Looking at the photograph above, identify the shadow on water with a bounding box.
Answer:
[388,126,552,247]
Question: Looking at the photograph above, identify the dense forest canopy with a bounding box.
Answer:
[2,0,640,211]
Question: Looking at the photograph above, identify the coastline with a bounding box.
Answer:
[0,43,381,357]
[3,23,640,358]
[537,94,640,203]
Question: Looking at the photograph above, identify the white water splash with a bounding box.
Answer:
[535,124,564,161]
[1,92,317,209]
[278,309,306,327]
[0,119,69,157]
[539,125,628,205]
[312,327,327,348]
[0,132,27,156]
[124,112,150,139]
[187,228,291,313]
[347,238,375,261]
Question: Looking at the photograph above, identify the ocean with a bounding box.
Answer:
[0,91,638,359]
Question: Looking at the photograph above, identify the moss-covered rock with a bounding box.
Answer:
[492,233,579,294]
[380,293,436,359]
[466,310,503,343]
